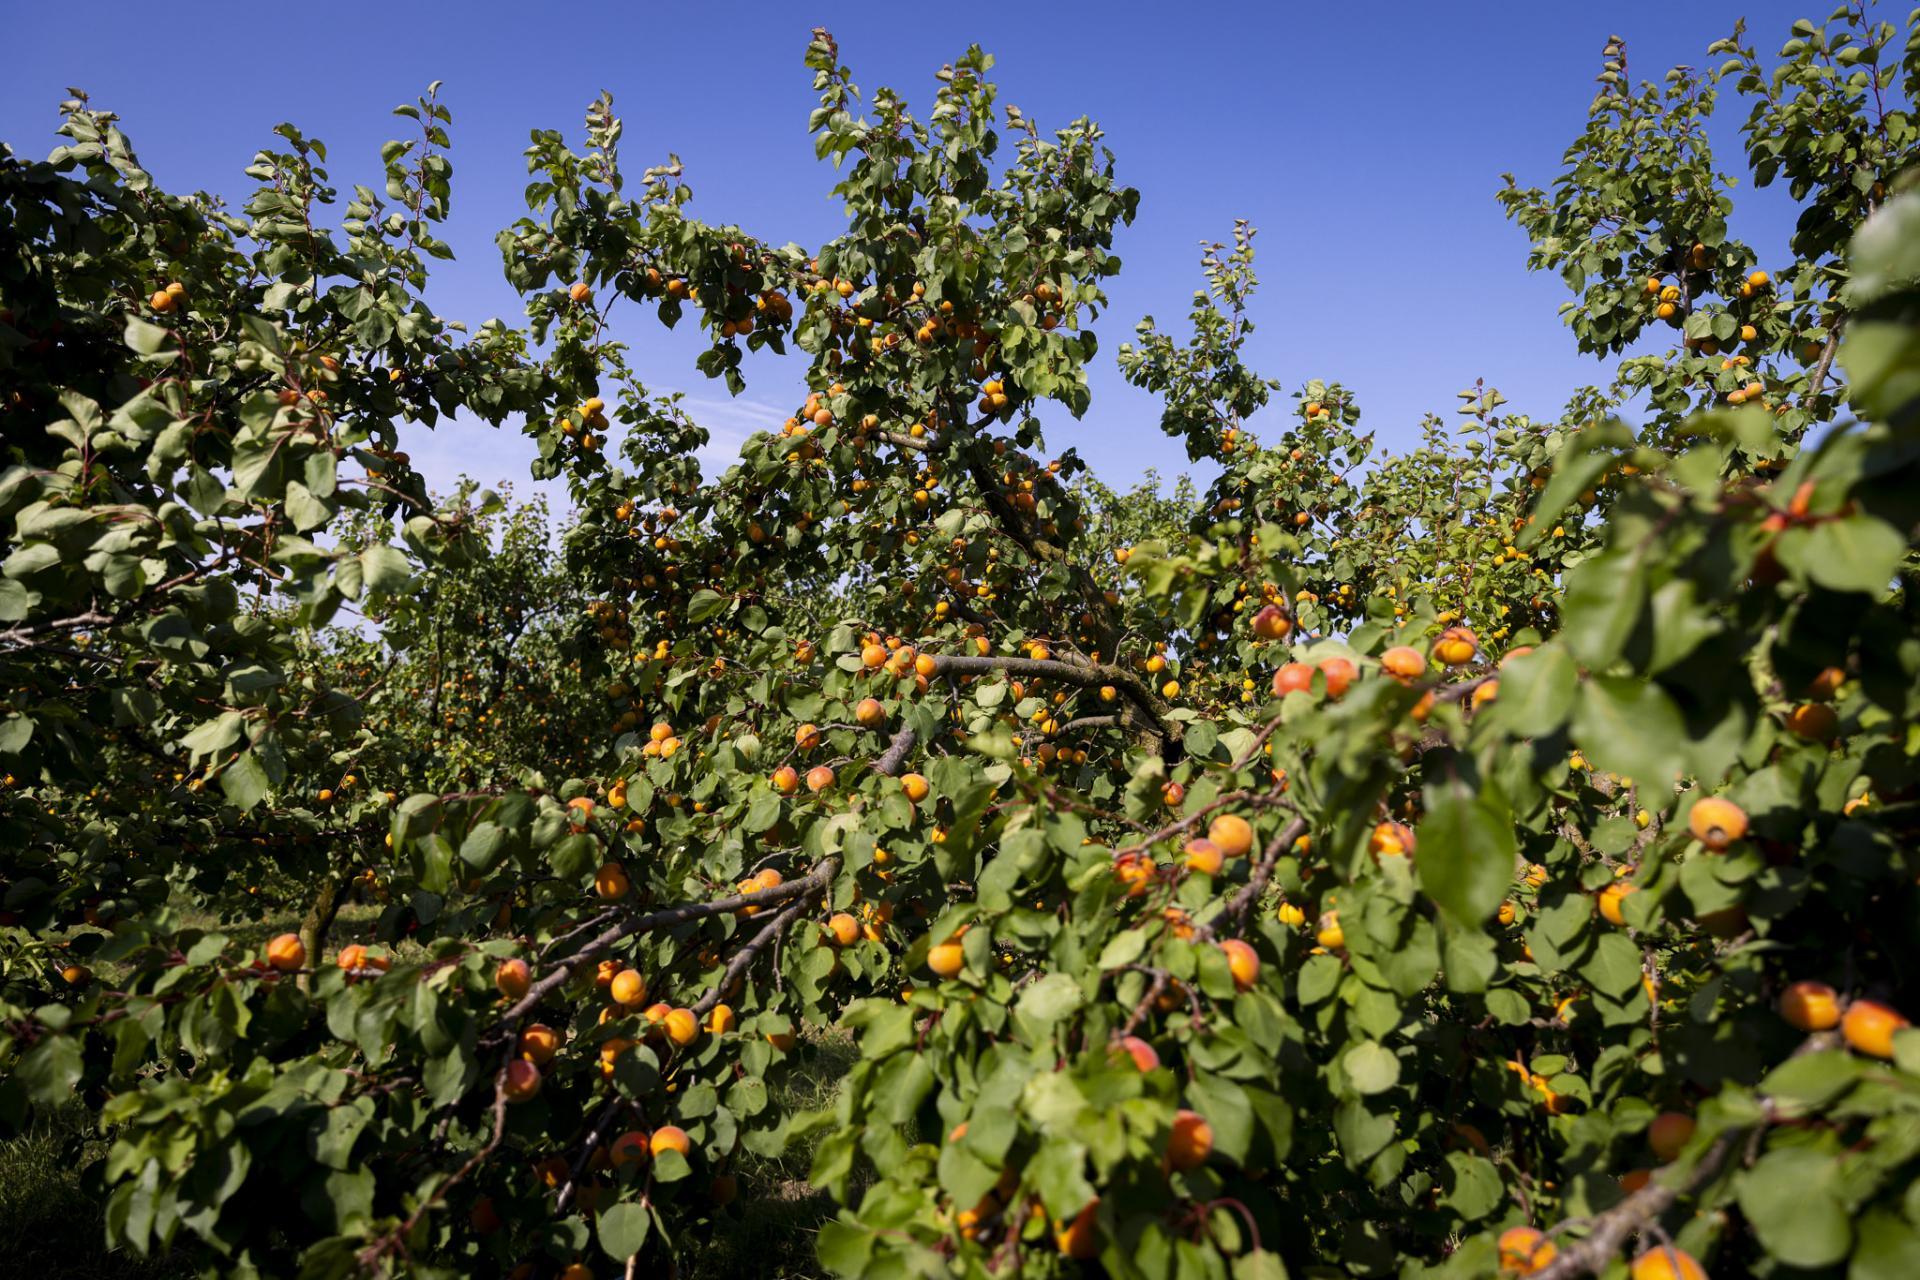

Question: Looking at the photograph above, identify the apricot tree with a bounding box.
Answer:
[3,13,1920,1280]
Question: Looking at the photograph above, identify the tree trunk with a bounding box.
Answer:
[297,872,345,993]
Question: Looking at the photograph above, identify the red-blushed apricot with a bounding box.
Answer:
[1496,1226,1557,1274]
[503,1059,542,1102]
[1272,662,1314,696]
[1629,1245,1706,1280]
[1183,838,1223,876]
[805,764,835,793]
[610,1130,650,1167]
[1842,999,1909,1059]
[1778,980,1840,1031]
[1167,1109,1213,1170]
[1687,796,1748,850]
[1162,781,1186,808]
[1114,1035,1160,1073]
[495,958,530,999]
[1647,1111,1694,1161]
[1251,604,1292,639]
[1369,821,1415,857]
[770,765,800,795]
[1114,852,1155,897]
[1207,813,1254,858]
[854,697,885,728]
[794,722,822,750]
[1381,645,1426,679]
[1619,1168,1653,1194]
[1220,938,1260,991]
[265,933,306,972]
[1317,656,1356,697]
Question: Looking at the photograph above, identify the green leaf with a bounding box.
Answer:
[597,1201,651,1260]
[1570,676,1688,792]
[1487,642,1578,737]
[1416,774,1515,926]
[1014,973,1083,1031]
[1560,548,1646,667]
[1775,515,1904,596]
[687,589,727,622]
[1580,932,1644,998]
[1737,1146,1852,1268]
[219,751,271,812]
[1344,1041,1400,1096]
[359,545,413,596]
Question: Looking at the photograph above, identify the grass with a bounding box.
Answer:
[5,895,860,1279]
[0,1107,200,1278]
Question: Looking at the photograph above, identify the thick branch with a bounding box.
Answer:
[1531,1133,1736,1279]
[693,886,825,1016]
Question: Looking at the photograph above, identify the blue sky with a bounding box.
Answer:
[5,1,1823,504]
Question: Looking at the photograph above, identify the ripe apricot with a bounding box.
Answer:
[1114,1035,1159,1072]
[664,1007,700,1046]
[1272,662,1314,696]
[825,912,861,946]
[610,968,647,1008]
[1369,821,1415,858]
[1598,882,1636,926]
[861,642,888,667]
[650,1125,692,1158]
[1805,666,1845,701]
[1167,1109,1213,1170]
[1629,1245,1706,1280]
[503,1059,542,1102]
[495,958,531,999]
[610,1130,650,1167]
[805,765,835,792]
[594,862,630,900]
[794,722,822,750]
[928,941,965,978]
[771,765,800,795]
[1251,604,1292,640]
[766,1028,799,1052]
[1687,796,1747,851]
[1318,657,1356,697]
[518,1024,559,1064]
[900,772,931,803]
[1207,813,1254,858]
[708,1003,737,1035]
[1220,938,1260,991]
[1183,838,1223,876]
[265,932,306,972]
[1316,911,1345,949]
[1784,703,1836,741]
[854,697,885,727]
[1381,646,1426,679]
[1842,999,1909,1059]
[1778,980,1840,1031]
[569,281,592,303]
[1496,1226,1557,1274]
[1433,626,1479,666]
[1647,1111,1694,1160]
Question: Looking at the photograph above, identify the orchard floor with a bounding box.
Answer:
[2,900,853,1279]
